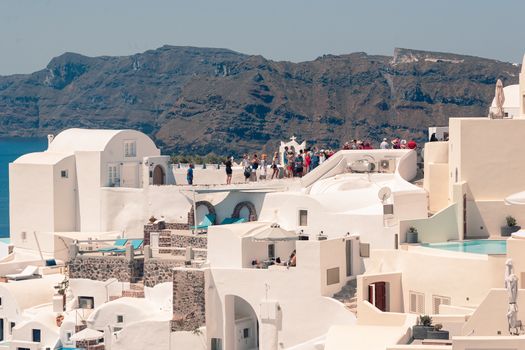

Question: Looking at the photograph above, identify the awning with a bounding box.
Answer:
[251,223,298,241]
[504,191,525,205]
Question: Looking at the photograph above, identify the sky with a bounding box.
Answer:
[1,0,524,76]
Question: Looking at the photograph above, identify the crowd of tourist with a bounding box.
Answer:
[186,136,419,184]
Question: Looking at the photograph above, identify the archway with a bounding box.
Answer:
[226,295,259,350]
[232,201,257,221]
[188,201,217,226]
[152,165,165,185]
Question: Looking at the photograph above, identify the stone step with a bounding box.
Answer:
[122,290,145,298]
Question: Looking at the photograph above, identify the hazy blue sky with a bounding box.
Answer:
[1,0,524,75]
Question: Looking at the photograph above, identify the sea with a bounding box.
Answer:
[0,138,47,238]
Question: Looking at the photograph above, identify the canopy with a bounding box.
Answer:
[504,191,525,205]
[70,328,104,341]
[251,223,298,241]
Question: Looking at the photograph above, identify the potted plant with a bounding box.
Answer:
[412,315,433,340]
[148,215,157,224]
[501,216,521,236]
[427,323,450,340]
[406,227,419,244]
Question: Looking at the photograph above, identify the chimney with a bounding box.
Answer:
[47,134,54,148]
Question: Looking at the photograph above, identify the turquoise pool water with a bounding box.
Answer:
[422,240,507,255]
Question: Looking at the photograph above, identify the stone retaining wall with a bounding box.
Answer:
[171,268,206,332]
[172,234,207,249]
[68,256,144,282]
[143,259,185,287]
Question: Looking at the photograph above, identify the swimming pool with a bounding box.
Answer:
[421,240,507,255]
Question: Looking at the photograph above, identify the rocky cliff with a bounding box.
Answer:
[0,46,519,154]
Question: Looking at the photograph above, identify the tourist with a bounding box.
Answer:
[260,153,268,180]
[343,142,351,150]
[288,249,297,267]
[380,138,389,149]
[392,138,400,149]
[407,140,417,149]
[251,153,259,181]
[304,150,311,174]
[187,163,194,185]
[351,140,358,150]
[400,139,407,149]
[271,152,279,179]
[283,146,289,177]
[295,150,304,177]
[287,151,295,178]
[242,154,251,183]
[357,140,364,150]
[224,156,233,184]
[430,133,438,142]
[363,141,373,150]
[319,150,326,164]
[311,151,320,169]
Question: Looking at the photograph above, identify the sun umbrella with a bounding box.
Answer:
[491,79,505,119]
[504,191,525,205]
[504,259,520,335]
[70,328,104,341]
[251,223,298,241]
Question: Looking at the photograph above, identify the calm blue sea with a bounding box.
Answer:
[0,138,47,238]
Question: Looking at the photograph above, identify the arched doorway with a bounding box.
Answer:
[152,165,165,185]
[227,296,259,350]
[232,201,257,221]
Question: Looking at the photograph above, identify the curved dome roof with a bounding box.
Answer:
[491,84,519,108]
[47,128,125,154]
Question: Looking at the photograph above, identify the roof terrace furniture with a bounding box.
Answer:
[190,213,216,232]
[98,239,128,254]
[5,265,41,281]
[220,217,247,225]
[113,239,144,254]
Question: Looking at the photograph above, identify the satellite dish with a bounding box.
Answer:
[378,186,392,202]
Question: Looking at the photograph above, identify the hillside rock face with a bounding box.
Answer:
[0,46,519,154]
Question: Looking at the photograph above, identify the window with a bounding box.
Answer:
[432,295,451,314]
[32,329,41,342]
[0,297,2,306]
[78,296,94,309]
[211,338,222,350]
[409,291,425,314]
[117,315,124,323]
[66,331,72,342]
[299,210,308,226]
[383,204,394,215]
[10,322,15,335]
[242,328,249,339]
[326,267,340,285]
[113,327,122,332]
[345,240,352,277]
[60,170,68,178]
[359,243,370,258]
[124,140,136,157]
[108,164,119,187]
[268,244,275,259]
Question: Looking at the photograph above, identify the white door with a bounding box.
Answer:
[121,163,138,188]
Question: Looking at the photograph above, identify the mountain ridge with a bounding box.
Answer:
[0,46,519,155]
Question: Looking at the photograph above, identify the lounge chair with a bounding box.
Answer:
[113,239,144,253]
[6,265,41,281]
[220,217,247,225]
[190,213,216,230]
[98,238,128,253]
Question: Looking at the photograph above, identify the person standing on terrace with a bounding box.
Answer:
[187,163,194,185]
[260,153,268,180]
[224,156,233,184]
[271,152,279,179]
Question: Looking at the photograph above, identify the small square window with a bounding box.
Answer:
[124,140,136,157]
[32,329,41,342]
[117,315,124,323]
[299,210,308,226]
[10,322,15,334]
[60,170,68,178]
[66,331,72,341]
[243,328,249,339]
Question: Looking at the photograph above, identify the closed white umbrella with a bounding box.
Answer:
[70,328,104,341]
[491,79,505,119]
[252,223,298,241]
[504,259,520,334]
[504,191,525,205]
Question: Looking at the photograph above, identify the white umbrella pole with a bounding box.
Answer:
[192,188,197,234]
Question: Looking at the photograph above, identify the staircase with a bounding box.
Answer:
[332,279,358,315]
[121,280,145,298]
